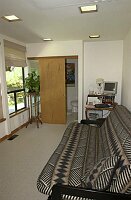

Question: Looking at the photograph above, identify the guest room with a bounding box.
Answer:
[0,1,131,200]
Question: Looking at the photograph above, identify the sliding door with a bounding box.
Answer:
[39,57,66,124]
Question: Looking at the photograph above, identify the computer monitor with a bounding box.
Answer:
[103,81,118,94]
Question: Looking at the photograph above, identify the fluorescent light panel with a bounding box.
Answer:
[89,35,100,38]
[2,15,21,22]
[43,38,52,41]
[80,5,97,13]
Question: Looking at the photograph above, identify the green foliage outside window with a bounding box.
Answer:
[6,67,24,106]
[6,67,23,92]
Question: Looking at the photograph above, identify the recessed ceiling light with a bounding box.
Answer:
[80,5,97,13]
[43,38,53,41]
[1,15,21,22]
[89,35,100,38]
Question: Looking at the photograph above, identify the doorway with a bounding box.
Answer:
[27,56,78,124]
[65,58,78,123]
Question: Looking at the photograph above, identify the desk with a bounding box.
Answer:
[85,104,115,120]
[85,94,116,120]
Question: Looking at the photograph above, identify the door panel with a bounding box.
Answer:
[39,57,66,124]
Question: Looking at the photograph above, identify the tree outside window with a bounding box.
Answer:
[6,66,26,114]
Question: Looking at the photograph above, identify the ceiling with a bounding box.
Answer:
[0,0,131,43]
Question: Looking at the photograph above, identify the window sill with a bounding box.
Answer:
[10,108,29,118]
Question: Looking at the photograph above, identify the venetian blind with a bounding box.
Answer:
[4,40,27,67]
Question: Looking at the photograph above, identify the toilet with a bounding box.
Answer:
[71,100,78,112]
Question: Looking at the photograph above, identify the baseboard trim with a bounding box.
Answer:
[0,135,8,143]
[0,121,28,143]
[10,122,28,135]
[0,118,6,123]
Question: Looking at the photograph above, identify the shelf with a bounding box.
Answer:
[88,94,115,97]
[85,105,114,111]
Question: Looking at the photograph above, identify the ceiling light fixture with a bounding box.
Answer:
[1,15,21,22]
[89,35,100,38]
[80,5,97,13]
[43,38,53,41]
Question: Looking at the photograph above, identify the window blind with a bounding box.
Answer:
[4,40,27,67]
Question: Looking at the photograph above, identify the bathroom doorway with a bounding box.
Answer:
[65,58,78,122]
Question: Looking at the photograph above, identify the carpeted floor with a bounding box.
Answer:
[0,113,77,200]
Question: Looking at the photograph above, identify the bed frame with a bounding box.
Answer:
[50,184,131,200]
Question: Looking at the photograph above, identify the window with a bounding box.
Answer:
[6,67,26,114]
[4,40,27,114]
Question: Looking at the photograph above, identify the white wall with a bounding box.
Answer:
[84,40,123,118]
[10,110,29,132]
[26,41,83,122]
[122,28,131,111]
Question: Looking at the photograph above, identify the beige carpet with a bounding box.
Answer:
[0,113,77,200]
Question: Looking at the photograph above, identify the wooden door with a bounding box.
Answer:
[39,57,66,124]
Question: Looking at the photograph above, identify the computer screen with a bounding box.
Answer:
[103,82,118,94]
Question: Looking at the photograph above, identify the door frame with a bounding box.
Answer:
[27,55,78,123]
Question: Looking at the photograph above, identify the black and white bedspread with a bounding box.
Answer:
[37,105,131,197]
[37,122,99,195]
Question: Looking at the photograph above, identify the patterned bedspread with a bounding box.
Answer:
[37,122,99,195]
[37,105,131,197]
